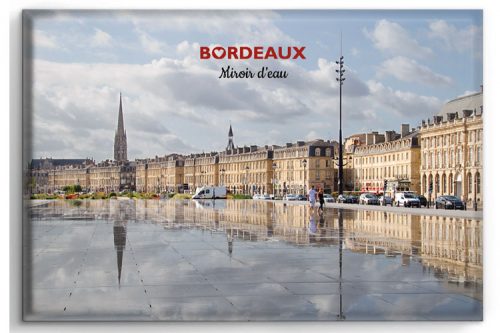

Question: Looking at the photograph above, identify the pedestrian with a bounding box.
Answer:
[318,188,325,212]
[308,186,317,212]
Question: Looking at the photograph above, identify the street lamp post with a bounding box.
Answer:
[302,159,307,196]
[272,162,277,198]
[335,47,346,195]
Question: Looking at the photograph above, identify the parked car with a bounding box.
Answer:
[337,194,357,204]
[416,195,428,207]
[262,193,272,200]
[323,194,335,203]
[435,195,465,210]
[359,193,379,205]
[296,194,307,201]
[395,192,421,208]
[252,194,262,200]
[284,194,298,201]
[378,195,393,206]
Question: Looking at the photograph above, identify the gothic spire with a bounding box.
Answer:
[226,123,235,151]
[114,92,128,162]
[117,92,125,136]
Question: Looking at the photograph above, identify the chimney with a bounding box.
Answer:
[401,124,410,137]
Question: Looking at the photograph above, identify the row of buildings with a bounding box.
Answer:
[27,88,483,207]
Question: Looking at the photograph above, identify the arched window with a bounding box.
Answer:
[442,174,447,193]
[315,148,321,156]
[422,174,427,193]
[429,174,433,193]
[435,174,440,193]
[326,148,331,157]
[449,173,454,194]
[476,172,481,194]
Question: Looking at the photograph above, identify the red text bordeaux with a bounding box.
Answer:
[200,46,306,79]
[200,46,306,60]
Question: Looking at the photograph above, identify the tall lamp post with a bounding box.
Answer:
[335,45,346,195]
[302,159,307,195]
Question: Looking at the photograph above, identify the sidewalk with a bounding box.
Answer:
[276,200,483,220]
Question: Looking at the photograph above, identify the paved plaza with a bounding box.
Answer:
[24,199,482,321]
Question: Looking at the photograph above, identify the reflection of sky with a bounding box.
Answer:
[25,199,482,320]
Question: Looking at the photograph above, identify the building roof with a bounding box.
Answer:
[438,90,483,118]
[30,158,92,169]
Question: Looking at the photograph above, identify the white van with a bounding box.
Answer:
[395,192,420,208]
[192,186,227,199]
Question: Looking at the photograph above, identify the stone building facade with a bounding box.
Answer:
[183,153,219,193]
[419,89,483,207]
[352,125,421,194]
[272,140,336,195]
[219,146,273,195]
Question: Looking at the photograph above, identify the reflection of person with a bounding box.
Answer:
[308,186,317,212]
[318,188,325,212]
[308,214,317,234]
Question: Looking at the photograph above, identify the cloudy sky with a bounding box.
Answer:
[26,10,482,162]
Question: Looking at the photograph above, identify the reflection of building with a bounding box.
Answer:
[420,88,483,207]
[273,140,336,195]
[343,210,421,256]
[352,125,421,194]
[420,215,482,282]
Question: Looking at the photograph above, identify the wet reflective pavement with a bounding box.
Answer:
[24,199,482,321]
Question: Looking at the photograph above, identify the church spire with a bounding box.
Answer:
[226,123,235,151]
[117,92,124,135]
[114,92,128,162]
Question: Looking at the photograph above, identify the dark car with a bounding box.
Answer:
[337,194,358,204]
[435,195,465,210]
[296,194,307,201]
[416,195,428,207]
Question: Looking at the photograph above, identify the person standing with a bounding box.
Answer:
[318,188,325,212]
[308,186,317,212]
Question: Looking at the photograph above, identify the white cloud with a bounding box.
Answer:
[91,28,112,48]
[428,20,481,52]
[366,80,442,118]
[127,11,297,45]
[33,29,59,49]
[136,29,169,54]
[365,19,433,58]
[377,56,453,86]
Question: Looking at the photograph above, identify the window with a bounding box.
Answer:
[435,175,440,193]
[326,148,331,157]
[316,159,320,168]
[422,174,427,193]
[315,148,321,156]
[476,147,481,164]
[315,170,320,180]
